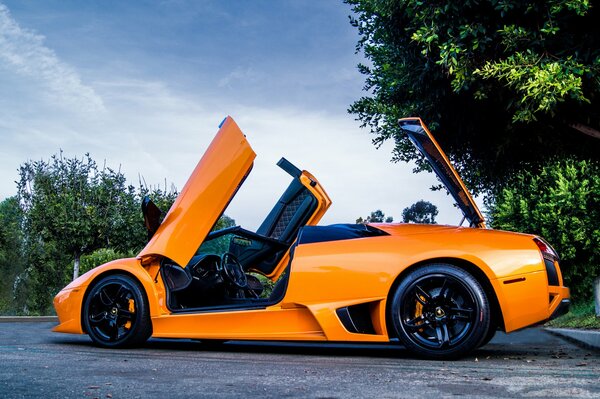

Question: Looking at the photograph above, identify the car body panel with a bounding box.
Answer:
[265,170,332,279]
[399,117,486,228]
[138,116,256,267]
[52,116,569,350]
[54,224,564,336]
[284,224,553,333]
[151,307,326,341]
[53,257,166,334]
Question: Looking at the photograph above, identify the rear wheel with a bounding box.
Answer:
[390,264,491,359]
[479,324,497,348]
[83,274,151,348]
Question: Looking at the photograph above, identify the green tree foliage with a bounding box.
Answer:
[0,197,25,314]
[17,153,138,282]
[357,209,394,224]
[79,248,136,276]
[490,158,600,300]
[14,152,179,314]
[195,215,238,255]
[4,150,244,314]
[213,214,236,231]
[345,0,600,195]
[402,200,438,224]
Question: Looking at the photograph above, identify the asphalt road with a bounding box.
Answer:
[0,322,598,398]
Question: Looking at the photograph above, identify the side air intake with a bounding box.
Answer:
[336,303,376,335]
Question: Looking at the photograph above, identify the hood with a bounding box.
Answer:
[399,117,485,228]
[138,116,256,266]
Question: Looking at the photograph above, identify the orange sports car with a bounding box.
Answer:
[53,116,570,359]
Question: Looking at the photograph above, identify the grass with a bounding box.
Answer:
[545,300,600,329]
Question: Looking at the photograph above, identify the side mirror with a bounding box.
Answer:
[141,196,162,240]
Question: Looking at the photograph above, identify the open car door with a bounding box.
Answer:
[138,116,256,266]
[201,156,332,278]
[399,117,486,228]
[246,157,331,276]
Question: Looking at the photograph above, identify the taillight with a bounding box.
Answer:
[534,237,561,286]
[533,237,559,261]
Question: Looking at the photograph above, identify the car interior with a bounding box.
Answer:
[151,158,319,312]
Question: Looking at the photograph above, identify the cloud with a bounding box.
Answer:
[0,2,467,228]
[217,66,257,88]
[0,71,464,228]
[0,3,104,113]
[211,105,464,228]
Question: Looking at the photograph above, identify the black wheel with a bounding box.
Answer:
[390,264,491,359]
[82,274,152,348]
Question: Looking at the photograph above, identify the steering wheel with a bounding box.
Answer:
[220,252,247,288]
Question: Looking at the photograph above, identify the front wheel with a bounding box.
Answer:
[82,274,152,348]
[390,264,491,359]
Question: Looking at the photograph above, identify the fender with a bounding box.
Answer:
[53,258,164,334]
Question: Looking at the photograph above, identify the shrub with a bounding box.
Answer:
[490,158,600,301]
[79,248,136,275]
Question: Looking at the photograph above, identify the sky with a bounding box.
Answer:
[0,0,466,229]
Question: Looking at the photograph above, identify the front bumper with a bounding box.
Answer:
[52,287,85,334]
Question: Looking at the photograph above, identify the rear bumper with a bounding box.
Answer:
[549,298,571,321]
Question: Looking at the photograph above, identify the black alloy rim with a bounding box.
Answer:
[399,274,478,349]
[88,282,137,342]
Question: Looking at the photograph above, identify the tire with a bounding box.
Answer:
[478,324,497,348]
[390,264,491,359]
[82,274,152,348]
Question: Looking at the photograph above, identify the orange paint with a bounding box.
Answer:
[53,116,569,350]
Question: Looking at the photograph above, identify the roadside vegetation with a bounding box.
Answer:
[0,151,238,315]
[546,302,600,330]
[346,0,600,313]
[0,1,599,325]
[491,158,599,299]
[357,201,439,225]
[0,152,178,315]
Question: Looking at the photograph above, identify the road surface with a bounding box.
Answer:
[0,322,598,398]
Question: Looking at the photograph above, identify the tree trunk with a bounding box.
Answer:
[73,254,80,281]
[571,123,600,140]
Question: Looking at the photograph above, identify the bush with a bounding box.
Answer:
[490,158,600,301]
[80,248,136,275]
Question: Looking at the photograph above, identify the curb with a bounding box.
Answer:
[545,327,600,351]
[0,316,58,323]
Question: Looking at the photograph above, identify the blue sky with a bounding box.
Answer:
[0,0,465,227]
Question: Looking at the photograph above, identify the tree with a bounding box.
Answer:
[213,214,236,231]
[75,184,180,277]
[15,153,152,313]
[345,0,600,196]
[490,158,600,300]
[0,197,25,314]
[357,209,393,224]
[402,200,438,224]
[17,153,139,282]
[11,150,241,314]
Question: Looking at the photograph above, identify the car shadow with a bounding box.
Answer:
[51,334,546,361]
[51,335,418,358]
[153,338,413,358]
